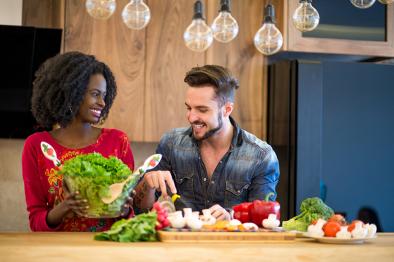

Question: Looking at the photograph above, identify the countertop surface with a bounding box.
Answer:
[0,232,393,261]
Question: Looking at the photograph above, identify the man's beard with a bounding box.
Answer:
[192,114,223,141]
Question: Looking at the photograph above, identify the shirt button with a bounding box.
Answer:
[203,178,207,182]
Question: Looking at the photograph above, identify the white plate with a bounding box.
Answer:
[305,234,377,244]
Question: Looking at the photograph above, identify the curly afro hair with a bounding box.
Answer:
[31,51,117,129]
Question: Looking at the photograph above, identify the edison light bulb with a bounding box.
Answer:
[254,4,283,55]
[211,0,239,43]
[183,1,213,52]
[350,0,376,8]
[85,0,116,20]
[122,0,151,30]
[378,0,394,4]
[293,0,320,32]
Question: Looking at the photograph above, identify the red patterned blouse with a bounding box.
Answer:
[21,128,135,232]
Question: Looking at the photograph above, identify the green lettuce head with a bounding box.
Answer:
[58,153,138,218]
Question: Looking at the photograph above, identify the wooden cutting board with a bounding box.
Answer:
[158,230,296,243]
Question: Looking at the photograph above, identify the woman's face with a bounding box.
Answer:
[76,74,107,124]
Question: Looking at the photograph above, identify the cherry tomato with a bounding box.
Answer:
[323,221,341,237]
[328,214,347,226]
[347,220,364,232]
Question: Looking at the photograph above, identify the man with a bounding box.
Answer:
[134,65,279,221]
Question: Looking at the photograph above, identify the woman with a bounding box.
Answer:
[22,52,134,231]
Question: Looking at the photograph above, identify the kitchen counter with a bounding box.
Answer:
[0,232,393,261]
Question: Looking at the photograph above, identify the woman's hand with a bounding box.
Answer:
[61,190,90,217]
[46,184,89,228]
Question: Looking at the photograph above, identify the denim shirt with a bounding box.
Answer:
[155,117,280,211]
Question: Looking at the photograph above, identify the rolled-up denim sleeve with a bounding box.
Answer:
[248,146,280,201]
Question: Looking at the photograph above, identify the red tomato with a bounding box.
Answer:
[323,221,341,237]
[347,220,364,232]
[328,214,347,226]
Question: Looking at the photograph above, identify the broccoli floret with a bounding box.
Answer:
[300,197,334,220]
[283,197,334,232]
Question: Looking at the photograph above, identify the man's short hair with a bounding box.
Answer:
[184,65,239,106]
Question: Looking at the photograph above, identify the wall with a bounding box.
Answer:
[0,0,22,26]
[296,61,394,231]
[22,0,273,142]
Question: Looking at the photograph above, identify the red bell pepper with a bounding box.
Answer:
[248,192,280,227]
[232,202,252,223]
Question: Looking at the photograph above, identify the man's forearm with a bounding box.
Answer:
[133,180,156,211]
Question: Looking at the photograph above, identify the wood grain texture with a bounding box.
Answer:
[158,230,296,242]
[22,0,64,29]
[143,0,206,141]
[23,0,267,142]
[286,1,394,57]
[1,233,394,262]
[206,0,267,140]
[64,0,145,141]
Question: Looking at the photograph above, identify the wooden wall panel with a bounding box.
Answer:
[22,0,64,29]
[64,0,145,141]
[23,0,268,142]
[143,0,206,141]
[206,0,267,139]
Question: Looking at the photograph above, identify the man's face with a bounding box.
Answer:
[185,85,224,141]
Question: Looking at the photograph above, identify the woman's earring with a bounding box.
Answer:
[98,117,105,126]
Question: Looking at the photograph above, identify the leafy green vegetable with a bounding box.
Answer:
[58,153,138,217]
[94,212,158,242]
[283,197,334,232]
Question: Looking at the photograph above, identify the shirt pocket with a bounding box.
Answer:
[173,171,195,199]
[224,180,250,209]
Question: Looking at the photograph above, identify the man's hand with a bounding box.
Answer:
[209,204,231,221]
[143,170,177,197]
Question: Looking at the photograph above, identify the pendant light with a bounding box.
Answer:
[254,3,283,56]
[350,0,376,8]
[293,0,320,32]
[122,0,151,30]
[85,0,116,20]
[211,0,239,43]
[183,0,213,52]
